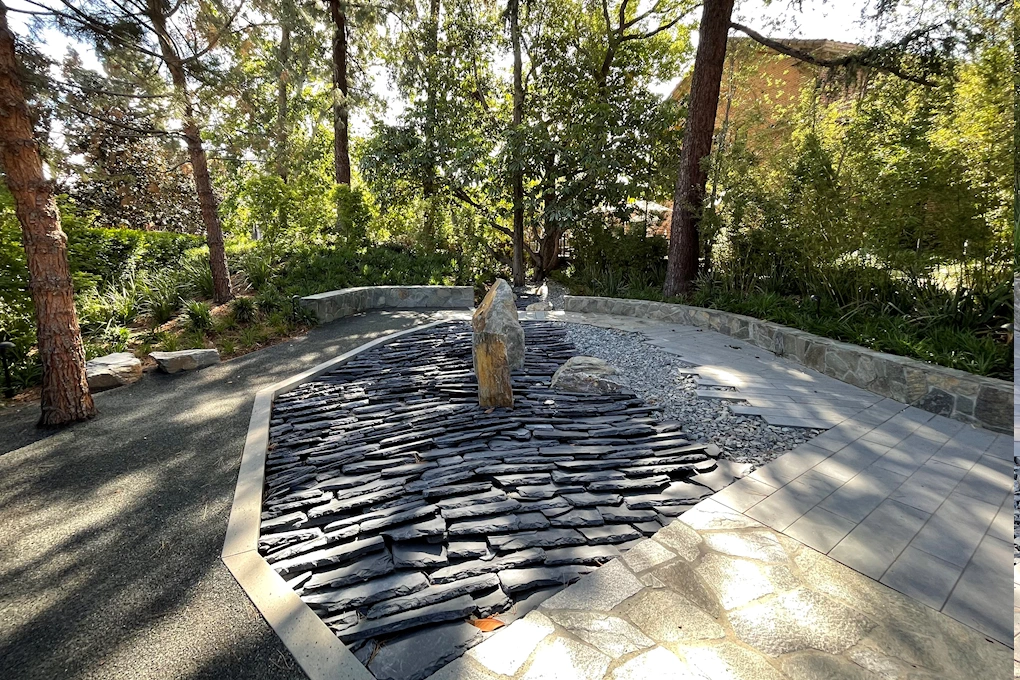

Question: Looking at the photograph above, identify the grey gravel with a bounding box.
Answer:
[565,324,824,469]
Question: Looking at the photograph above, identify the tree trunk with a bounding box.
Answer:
[509,0,525,286]
[0,9,96,425]
[147,0,232,303]
[329,0,351,185]
[421,0,441,249]
[535,156,559,279]
[276,9,291,183]
[663,0,734,297]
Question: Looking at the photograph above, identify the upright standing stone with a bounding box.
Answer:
[472,279,524,408]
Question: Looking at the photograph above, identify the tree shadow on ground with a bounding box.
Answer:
[0,311,435,680]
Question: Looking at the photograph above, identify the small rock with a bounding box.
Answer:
[551,356,626,394]
[85,352,142,391]
[149,348,219,374]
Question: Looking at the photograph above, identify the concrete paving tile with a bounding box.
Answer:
[745,470,841,532]
[908,492,998,567]
[887,461,968,514]
[763,415,844,429]
[784,506,858,553]
[879,546,963,610]
[812,439,890,483]
[748,445,831,488]
[951,426,996,452]
[710,477,779,514]
[870,443,934,477]
[816,463,907,523]
[828,500,930,579]
[984,434,1011,461]
[927,438,985,470]
[952,455,1011,505]
[942,535,1012,644]
[987,498,1013,542]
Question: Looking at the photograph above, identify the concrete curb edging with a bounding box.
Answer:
[222,321,449,680]
[299,286,474,324]
[563,295,1011,433]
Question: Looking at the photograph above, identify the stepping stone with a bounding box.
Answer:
[447,541,493,560]
[367,622,481,680]
[544,544,621,566]
[360,504,438,533]
[273,536,386,576]
[579,524,643,545]
[304,550,395,590]
[337,595,479,642]
[303,571,429,611]
[588,476,671,492]
[382,516,447,542]
[393,542,448,569]
[498,566,589,594]
[367,574,500,619]
[430,549,546,583]
[489,529,587,551]
[550,508,605,528]
[441,499,522,520]
[448,515,519,536]
[564,492,622,507]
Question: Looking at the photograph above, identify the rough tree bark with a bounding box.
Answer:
[147,0,232,303]
[0,8,96,425]
[276,5,291,183]
[329,0,351,185]
[420,0,441,249]
[509,0,525,286]
[663,0,734,297]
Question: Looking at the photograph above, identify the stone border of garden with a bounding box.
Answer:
[563,296,1011,434]
[222,322,450,680]
[299,286,475,324]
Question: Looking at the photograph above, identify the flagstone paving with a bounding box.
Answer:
[426,501,1010,680]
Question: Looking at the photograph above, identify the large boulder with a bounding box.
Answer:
[149,348,220,374]
[472,279,524,370]
[86,352,142,391]
[471,279,524,408]
[551,356,626,394]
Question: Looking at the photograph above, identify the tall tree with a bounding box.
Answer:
[508,0,525,285]
[328,0,352,184]
[0,7,95,425]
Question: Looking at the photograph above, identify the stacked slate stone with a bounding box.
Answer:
[259,321,735,680]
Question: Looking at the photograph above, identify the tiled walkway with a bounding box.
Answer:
[537,312,1013,645]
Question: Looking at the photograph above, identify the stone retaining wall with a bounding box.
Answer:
[564,295,1011,433]
[299,285,474,323]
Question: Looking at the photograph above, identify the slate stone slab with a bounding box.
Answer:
[305,571,429,612]
[587,476,671,492]
[489,529,587,551]
[304,550,395,591]
[441,499,522,520]
[494,473,552,487]
[564,492,622,507]
[498,565,590,594]
[429,548,546,583]
[551,470,626,484]
[448,515,520,536]
[258,527,322,551]
[578,524,643,545]
[599,506,658,523]
[367,574,500,619]
[360,504,438,533]
[273,535,386,576]
[550,508,605,528]
[423,482,493,499]
[447,540,493,560]
[517,512,552,531]
[338,594,479,642]
[381,516,447,542]
[393,542,449,569]
[474,588,511,618]
[543,545,621,566]
[367,622,482,680]
[435,489,507,509]
[624,482,713,509]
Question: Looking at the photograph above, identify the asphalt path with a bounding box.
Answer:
[0,311,437,680]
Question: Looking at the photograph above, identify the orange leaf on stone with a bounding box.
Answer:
[471,618,505,632]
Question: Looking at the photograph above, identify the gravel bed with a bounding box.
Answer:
[565,323,824,469]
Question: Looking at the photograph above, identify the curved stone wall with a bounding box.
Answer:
[300,286,475,324]
[563,295,1011,433]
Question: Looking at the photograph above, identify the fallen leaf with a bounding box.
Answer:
[471,618,505,632]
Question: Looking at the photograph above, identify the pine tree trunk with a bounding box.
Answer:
[276,13,291,183]
[147,0,232,303]
[329,0,351,185]
[421,0,441,249]
[663,0,734,297]
[0,9,96,425]
[509,0,526,286]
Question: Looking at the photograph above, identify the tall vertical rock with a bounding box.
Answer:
[472,279,524,408]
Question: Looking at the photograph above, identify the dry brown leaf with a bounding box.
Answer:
[471,618,505,632]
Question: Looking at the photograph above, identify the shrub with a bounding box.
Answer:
[142,271,184,325]
[184,300,213,331]
[181,249,215,300]
[230,296,257,323]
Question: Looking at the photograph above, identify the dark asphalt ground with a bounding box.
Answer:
[0,311,438,680]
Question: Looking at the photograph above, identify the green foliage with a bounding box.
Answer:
[184,300,213,332]
[230,296,257,323]
[568,225,668,298]
[66,224,204,284]
[181,249,216,300]
[141,271,184,325]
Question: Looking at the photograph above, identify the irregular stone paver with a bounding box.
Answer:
[679,642,788,680]
[620,539,675,573]
[617,588,725,642]
[545,611,653,657]
[610,647,703,680]
[540,559,644,612]
[466,612,555,676]
[519,637,611,680]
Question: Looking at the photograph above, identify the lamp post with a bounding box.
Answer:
[0,342,15,399]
